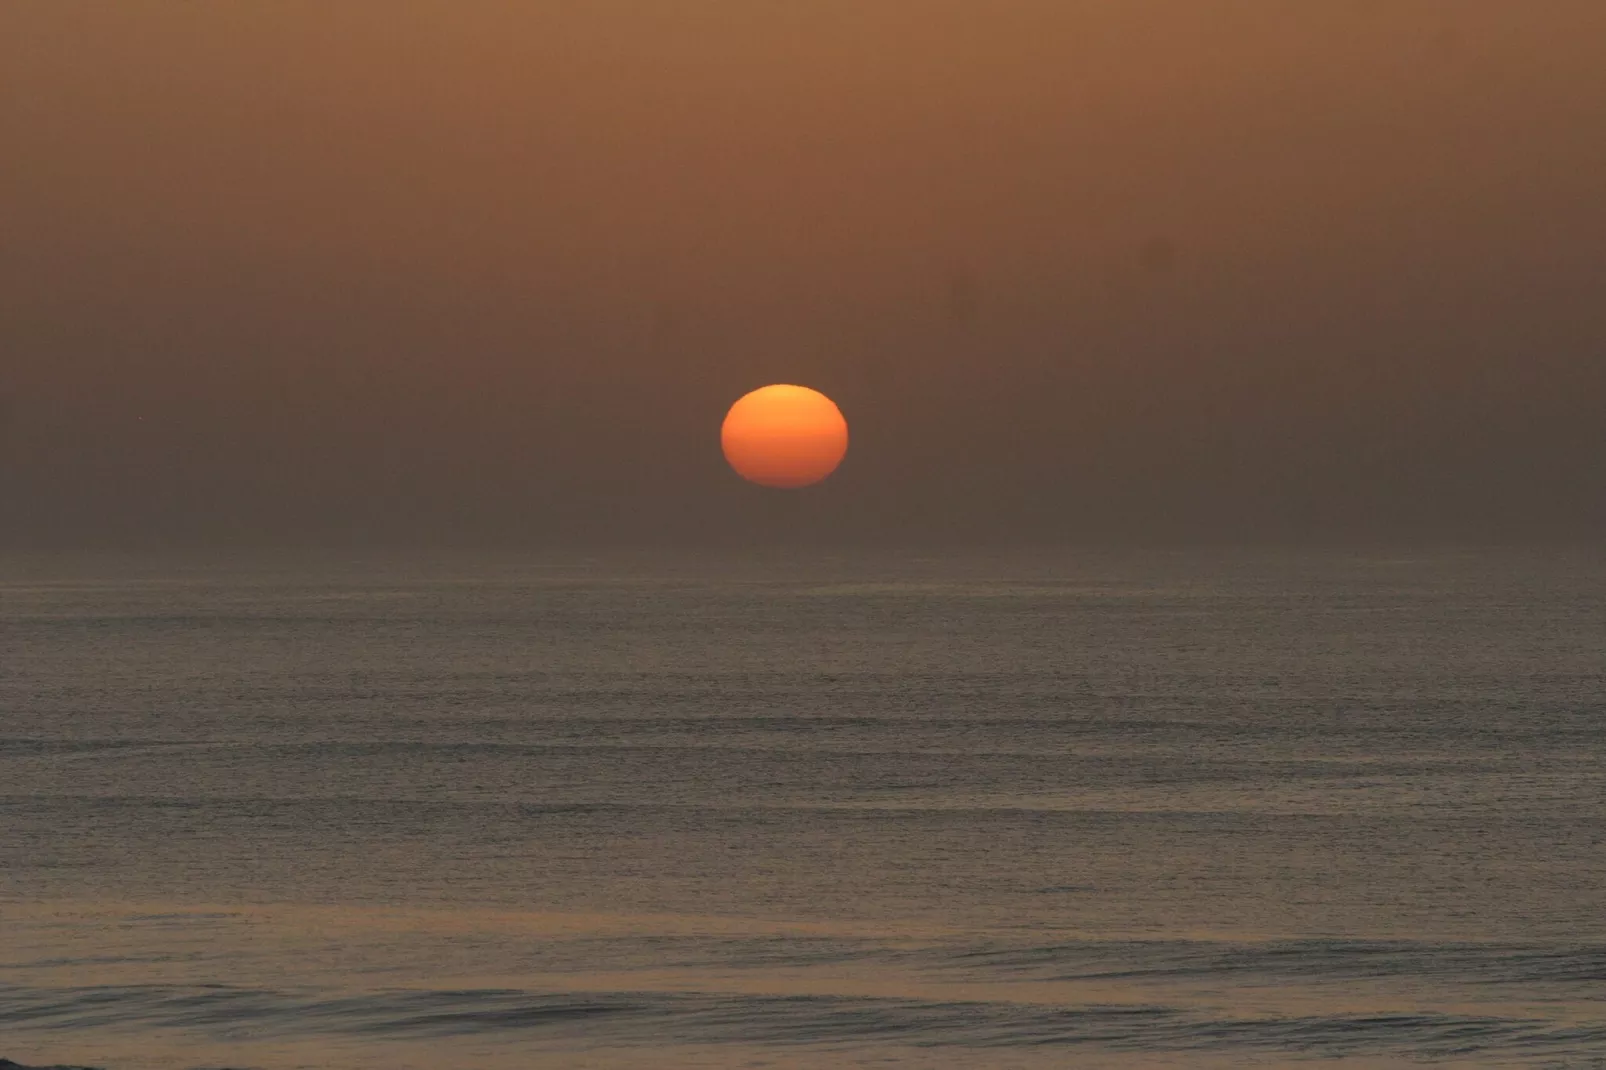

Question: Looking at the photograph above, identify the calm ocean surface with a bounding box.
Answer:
[3,550,1603,1069]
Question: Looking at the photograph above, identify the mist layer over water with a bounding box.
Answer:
[2,551,1603,1068]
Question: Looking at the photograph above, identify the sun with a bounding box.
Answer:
[721,384,848,489]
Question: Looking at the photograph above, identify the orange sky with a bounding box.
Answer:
[3,2,1604,546]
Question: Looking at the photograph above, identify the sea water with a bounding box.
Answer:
[2,550,1603,1069]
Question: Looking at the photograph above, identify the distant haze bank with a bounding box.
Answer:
[3,2,1603,549]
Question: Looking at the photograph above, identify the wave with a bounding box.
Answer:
[935,937,1606,986]
[4,971,1603,1062]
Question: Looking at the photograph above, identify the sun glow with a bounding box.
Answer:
[721,385,848,489]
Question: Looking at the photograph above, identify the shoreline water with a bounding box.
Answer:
[6,553,1603,1068]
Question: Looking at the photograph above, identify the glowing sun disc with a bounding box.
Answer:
[721,384,848,488]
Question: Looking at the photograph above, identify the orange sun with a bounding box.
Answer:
[721,384,848,489]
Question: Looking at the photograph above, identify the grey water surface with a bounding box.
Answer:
[3,550,1603,1069]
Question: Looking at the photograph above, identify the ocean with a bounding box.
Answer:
[3,550,1603,1069]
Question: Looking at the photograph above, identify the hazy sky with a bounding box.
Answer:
[4,2,1604,548]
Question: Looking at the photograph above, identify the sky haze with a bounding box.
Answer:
[4,2,1604,548]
